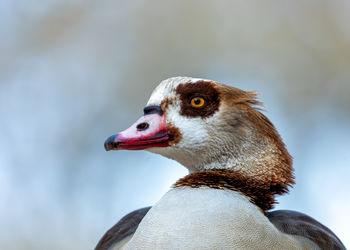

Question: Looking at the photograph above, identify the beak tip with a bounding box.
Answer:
[104,142,110,151]
[104,134,119,151]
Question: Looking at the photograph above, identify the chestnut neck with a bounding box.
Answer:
[173,169,293,212]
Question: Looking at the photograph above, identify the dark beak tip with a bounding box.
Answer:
[104,134,119,151]
[104,142,110,151]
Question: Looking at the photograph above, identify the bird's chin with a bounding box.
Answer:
[146,146,172,156]
[146,146,200,172]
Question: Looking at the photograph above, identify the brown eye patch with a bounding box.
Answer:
[175,81,220,118]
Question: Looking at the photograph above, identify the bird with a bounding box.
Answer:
[96,77,345,250]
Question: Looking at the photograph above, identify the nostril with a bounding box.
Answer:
[136,122,149,131]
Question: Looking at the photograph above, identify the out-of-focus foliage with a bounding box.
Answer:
[1,1,349,249]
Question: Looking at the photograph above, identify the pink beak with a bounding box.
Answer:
[104,111,170,151]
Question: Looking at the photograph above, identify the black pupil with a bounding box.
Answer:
[194,98,201,105]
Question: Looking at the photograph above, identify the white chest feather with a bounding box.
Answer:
[123,188,316,250]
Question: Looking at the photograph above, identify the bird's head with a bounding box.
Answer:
[105,77,293,188]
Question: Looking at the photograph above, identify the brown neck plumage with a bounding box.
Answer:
[173,169,293,212]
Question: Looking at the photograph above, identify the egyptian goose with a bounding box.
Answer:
[96,77,345,250]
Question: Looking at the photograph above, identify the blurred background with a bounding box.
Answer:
[1,0,350,249]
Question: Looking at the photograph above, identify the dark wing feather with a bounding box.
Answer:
[95,207,151,250]
[268,210,346,250]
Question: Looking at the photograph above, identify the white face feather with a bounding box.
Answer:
[146,77,222,172]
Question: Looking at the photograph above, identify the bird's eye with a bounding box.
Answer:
[190,97,205,108]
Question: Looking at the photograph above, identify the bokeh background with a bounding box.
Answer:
[1,1,350,249]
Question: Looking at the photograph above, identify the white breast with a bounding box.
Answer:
[122,188,317,250]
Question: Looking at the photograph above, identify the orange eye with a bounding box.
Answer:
[190,97,205,108]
